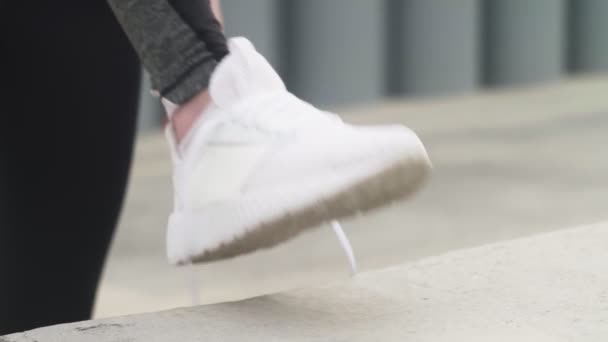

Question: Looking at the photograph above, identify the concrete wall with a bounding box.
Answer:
[137,0,608,129]
[137,72,163,131]
[568,0,608,72]
[482,0,566,86]
[285,0,386,106]
[388,0,480,96]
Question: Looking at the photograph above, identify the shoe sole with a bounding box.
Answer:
[180,154,431,264]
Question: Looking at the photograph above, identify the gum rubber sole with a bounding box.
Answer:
[187,157,431,264]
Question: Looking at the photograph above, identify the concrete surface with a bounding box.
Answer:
[5,221,608,341]
[94,77,608,318]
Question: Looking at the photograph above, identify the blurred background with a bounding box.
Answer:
[138,0,608,129]
[98,0,608,318]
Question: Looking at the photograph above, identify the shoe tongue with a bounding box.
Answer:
[209,37,285,108]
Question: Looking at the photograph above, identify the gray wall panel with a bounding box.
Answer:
[137,72,163,131]
[285,0,386,106]
[483,0,566,86]
[390,0,480,96]
[568,0,608,72]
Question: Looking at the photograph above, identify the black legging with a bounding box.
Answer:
[0,2,140,334]
[0,0,227,334]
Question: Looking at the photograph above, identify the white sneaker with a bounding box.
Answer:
[164,37,431,265]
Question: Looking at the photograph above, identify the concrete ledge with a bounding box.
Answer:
[6,222,608,341]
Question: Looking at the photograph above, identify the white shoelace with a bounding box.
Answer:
[331,220,358,276]
[186,262,201,306]
[187,221,358,306]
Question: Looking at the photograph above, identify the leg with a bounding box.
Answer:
[106,0,430,281]
[0,2,140,334]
